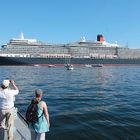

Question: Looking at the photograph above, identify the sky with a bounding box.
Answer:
[0,0,140,48]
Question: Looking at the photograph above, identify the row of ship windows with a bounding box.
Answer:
[3,49,68,53]
[3,46,117,54]
[4,47,66,51]
[3,47,116,52]
[5,46,116,51]
[3,50,116,55]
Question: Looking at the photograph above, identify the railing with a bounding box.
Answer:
[17,111,28,125]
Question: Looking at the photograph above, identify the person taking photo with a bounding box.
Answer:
[0,80,19,140]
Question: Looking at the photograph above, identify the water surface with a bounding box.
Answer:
[0,66,140,140]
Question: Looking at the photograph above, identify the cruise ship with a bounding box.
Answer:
[0,33,140,66]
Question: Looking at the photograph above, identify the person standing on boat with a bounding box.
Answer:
[0,80,19,140]
[29,89,50,140]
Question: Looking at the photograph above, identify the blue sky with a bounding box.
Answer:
[0,0,140,48]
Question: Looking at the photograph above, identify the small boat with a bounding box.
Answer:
[48,64,56,68]
[85,64,92,67]
[65,64,74,70]
[34,64,40,67]
[92,64,103,67]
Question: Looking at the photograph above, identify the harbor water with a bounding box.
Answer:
[0,66,140,140]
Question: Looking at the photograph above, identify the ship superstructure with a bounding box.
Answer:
[0,33,140,65]
[1,33,72,58]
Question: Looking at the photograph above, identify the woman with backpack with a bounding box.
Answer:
[27,89,50,140]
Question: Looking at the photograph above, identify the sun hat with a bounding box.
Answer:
[2,80,10,88]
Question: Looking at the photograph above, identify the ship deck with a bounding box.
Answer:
[13,111,31,140]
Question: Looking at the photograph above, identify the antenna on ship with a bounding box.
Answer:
[81,36,86,42]
[126,41,129,48]
[20,32,24,40]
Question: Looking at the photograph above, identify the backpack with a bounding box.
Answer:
[26,99,39,123]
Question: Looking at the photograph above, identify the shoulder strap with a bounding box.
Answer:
[38,101,44,118]
[38,100,43,107]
